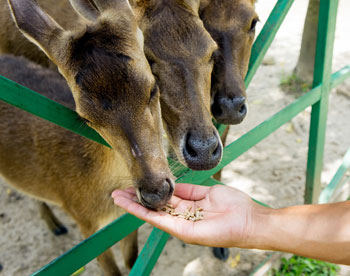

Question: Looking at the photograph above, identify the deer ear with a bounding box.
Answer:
[7,0,64,61]
[69,0,99,21]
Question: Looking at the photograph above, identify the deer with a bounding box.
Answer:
[0,0,223,172]
[200,0,258,125]
[0,0,175,275]
[200,0,258,169]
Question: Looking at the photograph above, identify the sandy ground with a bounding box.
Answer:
[1,0,350,275]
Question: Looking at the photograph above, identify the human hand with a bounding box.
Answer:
[112,183,267,248]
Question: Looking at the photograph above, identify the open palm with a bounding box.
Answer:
[112,183,260,248]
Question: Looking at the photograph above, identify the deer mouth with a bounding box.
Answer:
[136,178,174,210]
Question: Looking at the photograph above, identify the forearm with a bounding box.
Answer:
[249,201,350,265]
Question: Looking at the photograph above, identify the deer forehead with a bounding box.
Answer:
[203,1,256,30]
[144,16,217,60]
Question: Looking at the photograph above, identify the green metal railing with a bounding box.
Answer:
[0,0,348,275]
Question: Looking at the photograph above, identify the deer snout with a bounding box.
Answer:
[182,130,222,171]
[137,178,174,210]
[211,95,247,125]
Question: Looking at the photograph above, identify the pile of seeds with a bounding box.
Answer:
[161,204,204,221]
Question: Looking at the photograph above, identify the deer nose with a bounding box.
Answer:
[211,96,247,125]
[139,178,174,210]
[183,130,222,171]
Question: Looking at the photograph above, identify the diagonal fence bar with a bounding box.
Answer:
[0,76,110,148]
[318,148,350,204]
[32,214,143,276]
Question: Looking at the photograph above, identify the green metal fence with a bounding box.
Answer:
[0,0,349,275]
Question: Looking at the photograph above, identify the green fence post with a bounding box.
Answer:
[129,229,170,276]
[305,0,339,204]
[245,0,295,87]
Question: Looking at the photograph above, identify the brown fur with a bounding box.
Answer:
[0,0,223,171]
[0,0,174,274]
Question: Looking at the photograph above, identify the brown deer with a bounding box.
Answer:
[200,0,258,125]
[1,0,174,274]
[0,0,223,172]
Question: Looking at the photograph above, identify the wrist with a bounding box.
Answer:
[241,201,276,250]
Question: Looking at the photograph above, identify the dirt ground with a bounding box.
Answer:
[1,0,349,275]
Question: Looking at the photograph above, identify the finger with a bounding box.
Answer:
[111,187,136,197]
[123,187,136,194]
[111,189,135,199]
[112,189,138,202]
[113,193,153,219]
[174,183,210,201]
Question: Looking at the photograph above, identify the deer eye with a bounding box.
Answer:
[250,18,258,32]
[149,83,159,103]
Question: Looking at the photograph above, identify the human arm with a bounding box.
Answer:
[112,184,350,265]
[257,200,350,265]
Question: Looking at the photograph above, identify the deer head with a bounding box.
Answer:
[7,0,174,209]
[133,0,223,171]
[200,0,258,124]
